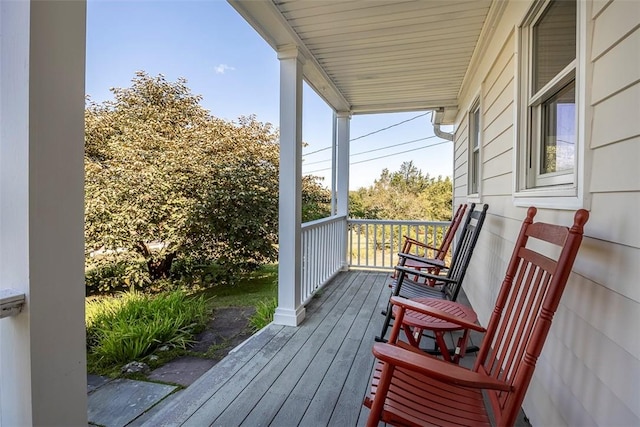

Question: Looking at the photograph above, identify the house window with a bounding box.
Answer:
[516,0,586,208]
[468,101,481,195]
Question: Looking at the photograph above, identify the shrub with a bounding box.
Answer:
[86,289,209,370]
[85,254,151,294]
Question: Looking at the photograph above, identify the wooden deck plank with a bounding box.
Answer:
[141,323,288,426]
[183,271,363,426]
[302,272,388,426]
[233,271,372,426]
[329,278,390,427]
[209,272,366,426]
[268,272,380,426]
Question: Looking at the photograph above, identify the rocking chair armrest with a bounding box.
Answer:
[372,343,512,391]
[397,252,447,269]
[394,265,453,285]
[390,296,486,333]
[401,236,439,252]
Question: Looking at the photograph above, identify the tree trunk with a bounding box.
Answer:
[147,252,176,281]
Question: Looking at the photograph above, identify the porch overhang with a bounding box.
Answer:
[228,0,506,123]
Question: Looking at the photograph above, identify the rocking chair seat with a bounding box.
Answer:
[364,343,509,427]
[390,275,447,300]
[365,362,490,426]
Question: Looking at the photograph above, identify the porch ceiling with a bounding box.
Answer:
[229,0,502,122]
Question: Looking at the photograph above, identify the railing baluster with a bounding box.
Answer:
[357,224,361,267]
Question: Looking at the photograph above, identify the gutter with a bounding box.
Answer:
[431,108,454,141]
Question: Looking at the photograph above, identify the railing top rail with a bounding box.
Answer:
[347,219,450,226]
[302,214,348,230]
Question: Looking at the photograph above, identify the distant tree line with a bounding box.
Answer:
[350,161,453,221]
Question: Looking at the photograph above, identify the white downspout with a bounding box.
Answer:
[432,108,454,141]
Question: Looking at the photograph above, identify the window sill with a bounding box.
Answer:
[467,193,482,203]
[513,187,590,210]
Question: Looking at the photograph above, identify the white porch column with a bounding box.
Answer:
[274,46,306,326]
[335,112,351,217]
[336,112,351,270]
[0,1,87,425]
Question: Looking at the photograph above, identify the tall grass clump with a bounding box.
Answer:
[249,297,277,332]
[86,289,209,370]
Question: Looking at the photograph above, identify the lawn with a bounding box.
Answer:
[199,263,277,308]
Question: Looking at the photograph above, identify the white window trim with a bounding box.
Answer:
[468,96,482,200]
[513,0,592,210]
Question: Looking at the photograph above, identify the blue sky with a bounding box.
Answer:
[86,0,453,189]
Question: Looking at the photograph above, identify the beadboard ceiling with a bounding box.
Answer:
[229,0,500,122]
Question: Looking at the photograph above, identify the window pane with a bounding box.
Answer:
[471,151,479,193]
[541,81,575,174]
[472,109,480,149]
[469,106,480,194]
[533,0,576,92]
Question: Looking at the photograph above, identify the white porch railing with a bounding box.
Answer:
[300,215,347,305]
[347,219,451,270]
[299,217,451,304]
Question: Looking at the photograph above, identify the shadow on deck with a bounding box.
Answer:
[141,270,525,426]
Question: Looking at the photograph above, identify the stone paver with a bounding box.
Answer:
[87,374,112,393]
[147,356,217,387]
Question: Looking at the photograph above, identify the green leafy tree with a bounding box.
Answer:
[302,175,332,222]
[85,72,279,283]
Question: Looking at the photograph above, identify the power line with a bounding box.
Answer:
[351,140,448,165]
[304,146,332,156]
[350,111,431,142]
[302,111,432,157]
[303,135,438,166]
[304,139,450,174]
[352,135,437,157]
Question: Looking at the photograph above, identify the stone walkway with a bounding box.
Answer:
[88,307,255,426]
[88,355,224,426]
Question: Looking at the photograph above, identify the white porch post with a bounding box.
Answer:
[274,46,306,326]
[0,1,87,425]
[336,112,351,270]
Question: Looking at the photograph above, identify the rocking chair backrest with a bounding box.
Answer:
[442,203,489,301]
[435,203,467,261]
[474,207,589,426]
[399,203,467,260]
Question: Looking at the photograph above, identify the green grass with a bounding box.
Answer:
[199,264,278,308]
[86,289,209,373]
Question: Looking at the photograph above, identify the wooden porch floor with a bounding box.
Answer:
[142,270,483,426]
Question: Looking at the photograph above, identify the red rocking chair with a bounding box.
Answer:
[394,203,468,285]
[364,207,589,427]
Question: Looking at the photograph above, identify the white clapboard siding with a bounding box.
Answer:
[454,0,640,425]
